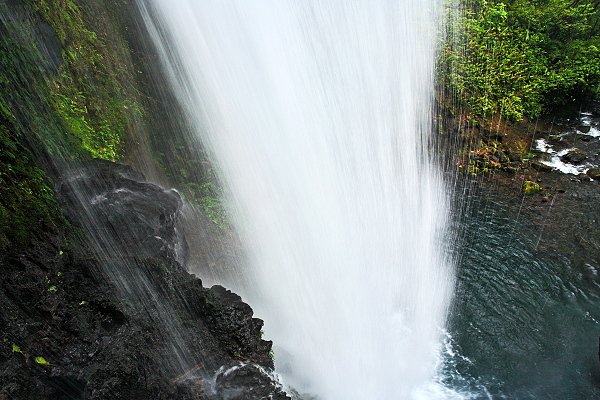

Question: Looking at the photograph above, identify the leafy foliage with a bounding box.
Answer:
[441,0,600,120]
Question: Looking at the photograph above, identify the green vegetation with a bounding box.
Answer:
[463,140,512,175]
[45,271,63,293]
[34,356,50,366]
[195,181,227,228]
[0,16,66,248]
[0,122,63,248]
[34,0,142,161]
[442,0,600,121]
[522,180,542,194]
[151,133,228,227]
[0,0,143,248]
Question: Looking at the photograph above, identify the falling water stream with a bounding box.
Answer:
[139,2,457,398]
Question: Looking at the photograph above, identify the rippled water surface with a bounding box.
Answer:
[447,187,600,399]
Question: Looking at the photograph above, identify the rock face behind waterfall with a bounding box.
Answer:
[0,160,289,400]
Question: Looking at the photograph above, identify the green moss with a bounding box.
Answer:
[0,122,64,249]
[34,356,50,366]
[462,140,513,176]
[0,0,147,247]
[522,180,542,195]
[149,127,228,227]
[180,181,227,228]
[34,0,143,161]
[198,182,227,228]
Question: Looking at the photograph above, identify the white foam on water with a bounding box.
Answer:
[535,139,589,175]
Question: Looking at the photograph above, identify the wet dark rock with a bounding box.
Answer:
[0,0,63,73]
[0,160,290,400]
[578,125,592,134]
[548,134,563,144]
[531,161,554,172]
[57,159,188,264]
[214,364,288,400]
[587,168,600,180]
[561,150,587,165]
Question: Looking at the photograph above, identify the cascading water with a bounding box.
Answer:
[139,1,457,398]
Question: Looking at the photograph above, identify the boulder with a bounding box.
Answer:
[586,167,600,180]
[57,159,187,264]
[531,161,554,173]
[578,125,592,134]
[561,150,587,165]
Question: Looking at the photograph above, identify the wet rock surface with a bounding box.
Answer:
[533,110,600,176]
[0,160,290,400]
[57,159,188,264]
[560,149,587,164]
[587,168,600,180]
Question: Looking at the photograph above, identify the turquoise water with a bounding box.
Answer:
[446,187,600,399]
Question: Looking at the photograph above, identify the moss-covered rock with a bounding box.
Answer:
[0,160,289,400]
[34,0,143,161]
[522,180,542,195]
[531,160,554,173]
[0,0,146,247]
[560,150,587,165]
[586,167,600,180]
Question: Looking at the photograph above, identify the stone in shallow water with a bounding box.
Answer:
[578,125,592,134]
[561,150,587,165]
[586,167,600,180]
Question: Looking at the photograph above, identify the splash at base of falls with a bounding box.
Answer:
[139,1,458,398]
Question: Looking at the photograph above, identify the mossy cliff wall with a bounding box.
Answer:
[0,0,144,248]
[0,0,227,250]
[0,2,288,398]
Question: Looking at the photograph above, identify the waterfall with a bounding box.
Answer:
[139,1,456,398]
